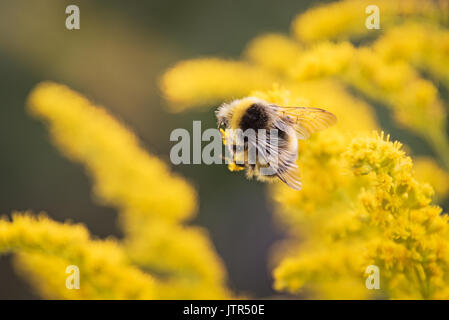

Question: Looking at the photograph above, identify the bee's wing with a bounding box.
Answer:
[247,132,302,190]
[277,167,302,190]
[271,105,337,140]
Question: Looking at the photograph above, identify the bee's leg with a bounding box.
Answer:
[228,162,245,172]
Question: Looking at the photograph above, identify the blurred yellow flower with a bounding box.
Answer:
[0,213,156,299]
[245,34,302,75]
[29,82,196,223]
[414,157,449,200]
[373,23,449,89]
[160,58,276,111]
[0,82,231,299]
[292,0,449,43]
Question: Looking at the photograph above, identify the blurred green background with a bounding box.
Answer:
[0,0,324,299]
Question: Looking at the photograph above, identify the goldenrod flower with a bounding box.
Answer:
[13,82,230,299]
[245,36,449,169]
[292,0,449,43]
[273,133,449,299]
[282,42,446,141]
[0,213,156,299]
[160,58,277,111]
[124,221,229,299]
[28,82,196,223]
[274,243,369,299]
[245,34,302,75]
[159,58,379,137]
[413,157,449,200]
[373,23,449,90]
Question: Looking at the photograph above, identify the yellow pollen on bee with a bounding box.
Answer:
[228,162,245,172]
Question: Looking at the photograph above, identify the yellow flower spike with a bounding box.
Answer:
[28,82,196,223]
[273,41,449,168]
[252,81,378,133]
[292,0,449,43]
[272,131,449,299]
[414,157,449,200]
[160,58,277,111]
[373,23,449,90]
[289,42,355,81]
[273,243,370,299]
[285,42,446,135]
[0,213,156,299]
[123,221,229,299]
[25,82,230,299]
[14,252,87,300]
[245,33,302,75]
[271,129,362,237]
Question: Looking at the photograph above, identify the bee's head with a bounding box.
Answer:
[215,102,231,130]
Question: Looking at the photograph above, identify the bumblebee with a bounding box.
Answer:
[216,97,337,190]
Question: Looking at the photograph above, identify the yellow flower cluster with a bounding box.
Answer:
[373,23,449,89]
[273,133,449,299]
[0,213,155,299]
[4,82,230,299]
[347,134,449,299]
[159,0,449,299]
[255,87,370,232]
[254,82,378,133]
[292,0,449,43]
[160,58,276,111]
[247,36,448,162]
[414,157,449,200]
[29,82,196,223]
[346,48,446,153]
[244,34,302,75]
